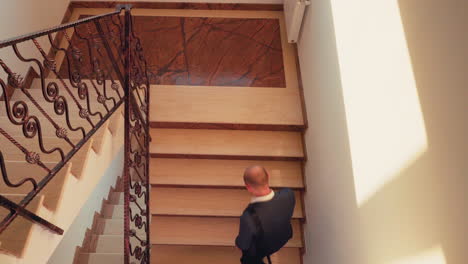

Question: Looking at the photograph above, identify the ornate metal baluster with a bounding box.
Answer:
[31,38,99,125]
[47,32,111,117]
[118,5,151,263]
[0,8,125,237]
[9,44,87,139]
[0,67,66,161]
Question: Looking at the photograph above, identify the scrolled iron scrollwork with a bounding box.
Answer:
[0,10,126,238]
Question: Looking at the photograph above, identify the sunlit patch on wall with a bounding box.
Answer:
[330,0,428,206]
[387,245,446,264]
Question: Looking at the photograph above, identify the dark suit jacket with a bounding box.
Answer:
[235,188,295,257]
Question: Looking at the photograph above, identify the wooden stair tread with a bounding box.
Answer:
[151,245,301,264]
[96,218,123,235]
[150,158,304,188]
[151,187,303,218]
[150,129,304,160]
[151,216,303,248]
[92,235,123,253]
[151,85,304,126]
[78,253,123,264]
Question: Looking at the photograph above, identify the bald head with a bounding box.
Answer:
[243,165,269,188]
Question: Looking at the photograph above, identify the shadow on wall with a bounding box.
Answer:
[301,1,467,264]
[358,1,468,264]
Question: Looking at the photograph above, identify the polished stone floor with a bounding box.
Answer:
[60,14,286,88]
[133,16,285,87]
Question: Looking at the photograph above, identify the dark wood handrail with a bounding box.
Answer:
[0,8,124,49]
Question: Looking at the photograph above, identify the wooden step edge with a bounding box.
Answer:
[151,213,304,220]
[150,183,305,191]
[151,153,304,162]
[151,121,305,132]
[152,242,304,249]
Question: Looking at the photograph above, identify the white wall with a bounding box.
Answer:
[298,0,468,264]
[297,1,362,263]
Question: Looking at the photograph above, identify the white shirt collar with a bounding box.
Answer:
[250,190,275,204]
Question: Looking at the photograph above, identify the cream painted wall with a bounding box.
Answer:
[0,0,70,96]
[298,0,467,264]
[0,0,70,39]
[297,1,362,263]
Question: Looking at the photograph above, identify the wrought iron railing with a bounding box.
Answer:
[122,5,151,264]
[0,5,150,263]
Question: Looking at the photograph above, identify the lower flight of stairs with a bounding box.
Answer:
[149,128,306,264]
[0,81,124,263]
[74,177,124,264]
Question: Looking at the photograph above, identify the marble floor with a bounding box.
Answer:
[133,16,285,87]
[59,8,299,90]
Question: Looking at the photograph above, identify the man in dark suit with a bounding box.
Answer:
[235,165,295,264]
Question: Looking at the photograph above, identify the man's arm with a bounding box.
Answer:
[286,188,296,218]
[235,211,254,251]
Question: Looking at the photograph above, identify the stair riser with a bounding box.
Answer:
[151,187,304,218]
[108,192,124,205]
[150,158,304,189]
[101,204,123,219]
[151,216,303,248]
[151,246,301,264]
[150,129,304,160]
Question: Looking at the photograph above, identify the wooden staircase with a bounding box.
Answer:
[74,177,124,264]
[149,127,306,263]
[140,5,307,263]
[0,4,308,263]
